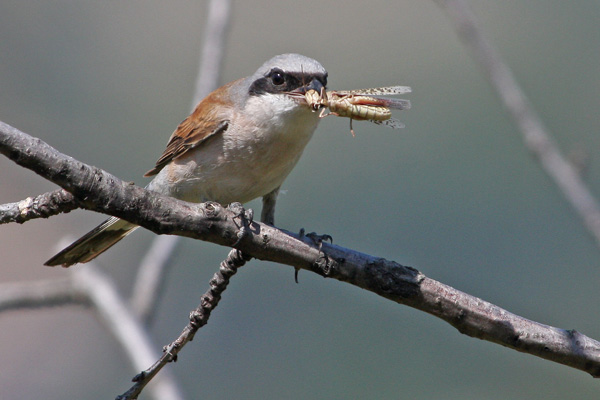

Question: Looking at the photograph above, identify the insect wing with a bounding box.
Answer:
[367,97,411,110]
[334,85,412,96]
[346,96,411,111]
[372,118,405,129]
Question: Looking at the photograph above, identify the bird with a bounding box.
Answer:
[45,53,328,267]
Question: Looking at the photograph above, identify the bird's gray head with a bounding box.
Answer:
[247,53,328,99]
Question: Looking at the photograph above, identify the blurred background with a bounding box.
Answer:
[1,1,600,399]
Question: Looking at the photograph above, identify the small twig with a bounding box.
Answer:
[118,249,251,400]
[0,189,78,225]
[0,265,185,400]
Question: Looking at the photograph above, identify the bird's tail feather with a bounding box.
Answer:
[45,217,138,267]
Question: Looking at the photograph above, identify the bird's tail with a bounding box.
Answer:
[44,217,138,267]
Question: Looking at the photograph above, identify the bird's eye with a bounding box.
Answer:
[271,71,285,86]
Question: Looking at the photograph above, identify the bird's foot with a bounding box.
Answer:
[295,228,333,283]
[228,202,254,247]
[299,228,333,250]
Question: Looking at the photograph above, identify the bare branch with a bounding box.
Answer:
[435,0,600,248]
[0,188,78,225]
[2,120,600,377]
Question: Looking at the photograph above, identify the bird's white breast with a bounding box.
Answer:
[149,94,320,205]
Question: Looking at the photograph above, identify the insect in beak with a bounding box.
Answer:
[303,85,412,136]
[287,75,325,105]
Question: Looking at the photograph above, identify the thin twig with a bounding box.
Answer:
[118,249,250,400]
[435,0,600,248]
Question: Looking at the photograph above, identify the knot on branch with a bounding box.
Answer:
[364,259,423,300]
[312,252,339,277]
[227,202,255,247]
[202,201,222,218]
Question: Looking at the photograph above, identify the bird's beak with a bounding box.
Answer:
[287,78,325,105]
[301,77,325,94]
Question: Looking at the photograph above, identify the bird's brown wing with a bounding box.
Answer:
[144,79,240,177]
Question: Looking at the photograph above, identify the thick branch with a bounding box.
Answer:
[2,120,600,377]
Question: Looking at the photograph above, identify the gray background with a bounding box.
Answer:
[1,1,600,399]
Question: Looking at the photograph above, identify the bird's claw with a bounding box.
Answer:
[228,202,254,247]
[298,228,332,250]
[295,229,333,283]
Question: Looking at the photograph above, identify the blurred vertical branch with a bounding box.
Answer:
[435,0,600,248]
[191,0,232,109]
[130,0,232,323]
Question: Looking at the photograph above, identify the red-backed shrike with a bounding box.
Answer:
[46,53,328,267]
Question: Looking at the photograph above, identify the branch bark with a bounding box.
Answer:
[0,188,77,224]
[2,120,600,377]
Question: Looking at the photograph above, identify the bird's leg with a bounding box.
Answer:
[261,186,280,225]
